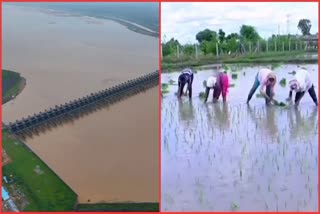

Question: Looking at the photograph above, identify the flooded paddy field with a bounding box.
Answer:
[161,64,318,211]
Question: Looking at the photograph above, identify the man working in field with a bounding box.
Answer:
[246,68,277,105]
[177,68,194,99]
[287,68,318,106]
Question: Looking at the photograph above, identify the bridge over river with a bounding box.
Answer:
[5,71,159,138]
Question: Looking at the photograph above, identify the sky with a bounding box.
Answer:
[162,2,318,44]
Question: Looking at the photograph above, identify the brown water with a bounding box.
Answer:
[2,4,158,122]
[3,4,158,203]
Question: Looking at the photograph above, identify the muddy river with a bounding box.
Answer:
[3,4,158,203]
[161,64,318,211]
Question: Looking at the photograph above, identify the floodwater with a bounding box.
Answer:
[3,5,158,203]
[2,4,158,122]
[161,64,318,211]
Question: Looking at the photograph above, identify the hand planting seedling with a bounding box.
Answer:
[199,92,205,98]
[275,102,286,107]
[203,80,207,88]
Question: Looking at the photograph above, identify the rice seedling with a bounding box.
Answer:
[199,92,205,99]
[279,78,286,87]
[230,202,239,211]
[288,70,296,75]
[168,79,175,85]
[162,90,170,95]
[256,93,264,98]
[223,64,230,71]
[162,83,169,89]
[271,62,282,70]
[231,73,238,79]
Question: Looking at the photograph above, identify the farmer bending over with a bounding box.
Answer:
[177,68,194,99]
[287,68,318,106]
[247,68,277,105]
[204,71,229,103]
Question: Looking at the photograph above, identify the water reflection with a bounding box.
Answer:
[246,104,278,142]
[288,107,318,141]
[178,99,195,123]
[204,103,230,130]
[264,106,278,140]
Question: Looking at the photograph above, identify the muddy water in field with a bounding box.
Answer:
[3,4,158,203]
[161,64,318,211]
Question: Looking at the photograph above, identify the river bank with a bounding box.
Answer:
[2,70,26,104]
[2,131,78,211]
[8,3,159,38]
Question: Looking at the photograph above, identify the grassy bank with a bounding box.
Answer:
[2,69,26,104]
[76,202,159,212]
[2,131,77,211]
[162,51,318,72]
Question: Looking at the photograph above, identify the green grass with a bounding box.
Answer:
[2,131,77,211]
[2,69,25,104]
[76,202,159,212]
[162,51,318,72]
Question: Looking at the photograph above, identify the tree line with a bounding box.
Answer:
[162,19,316,57]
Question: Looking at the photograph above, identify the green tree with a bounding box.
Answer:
[298,19,311,35]
[196,29,217,43]
[218,29,226,43]
[225,38,239,53]
[183,44,195,56]
[200,40,217,55]
[226,33,240,40]
[240,25,260,42]
[162,38,181,57]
